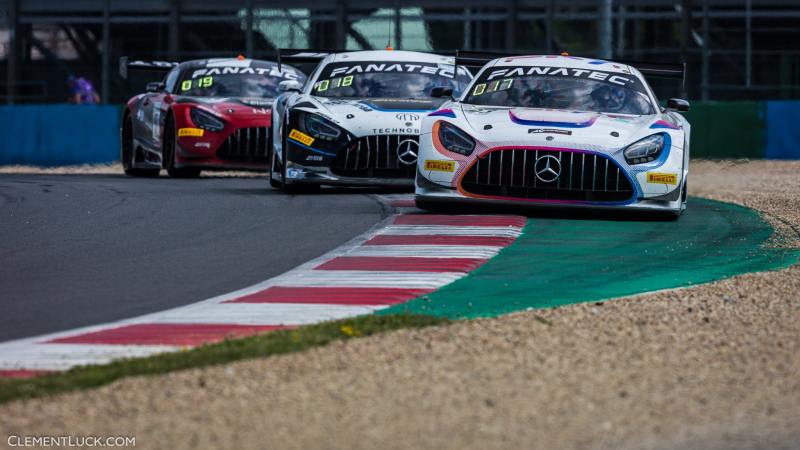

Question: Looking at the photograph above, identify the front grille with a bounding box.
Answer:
[216,127,271,163]
[330,135,418,179]
[460,149,634,202]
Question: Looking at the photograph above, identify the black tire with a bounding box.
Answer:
[273,115,321,194]
[414,197,443,212]
[121,113,159,177]
[269,120,287,189]
[285,183,321,194]
[163,114,201,179]
[653,210,682,221]
[269,142,282,188]
[280,122,289,190]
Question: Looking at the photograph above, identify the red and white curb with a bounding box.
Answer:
[0,195,525,377]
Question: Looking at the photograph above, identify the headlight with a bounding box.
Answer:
[303,113,342,141]
[190,108,225,132]
[438,122,475,156]
[624,134,664,164]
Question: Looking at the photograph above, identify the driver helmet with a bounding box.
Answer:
[591,84,627,112]
[545,80,588,110]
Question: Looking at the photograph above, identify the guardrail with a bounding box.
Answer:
[0,104,121,166]
[683,101,800,159]
[0,102,797,167]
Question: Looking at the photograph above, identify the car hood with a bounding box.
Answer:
[459,104,667,150]
[310,97,446,137]
[176,96,274,119]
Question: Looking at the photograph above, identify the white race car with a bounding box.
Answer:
[415,53,691,219]
[269,49,472,191]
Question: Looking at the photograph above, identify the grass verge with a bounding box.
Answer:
[0,314,446,405]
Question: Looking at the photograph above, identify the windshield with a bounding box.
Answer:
[463,66,655,115]
[177,65,304,98]
[311,61,472,99]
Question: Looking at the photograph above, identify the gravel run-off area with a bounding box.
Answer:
[1,160,799,450]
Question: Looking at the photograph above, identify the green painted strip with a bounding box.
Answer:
[381,198,799,319]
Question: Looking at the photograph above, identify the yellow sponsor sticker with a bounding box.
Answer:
[424,160,455,172]
[288,129,315,146]
[178,127,204,137]
[647,172,678,185]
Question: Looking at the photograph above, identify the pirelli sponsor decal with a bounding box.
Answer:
[288,129,315,146]
[178,127,204,137]
[424,160,455,172]
[647,172,678,185]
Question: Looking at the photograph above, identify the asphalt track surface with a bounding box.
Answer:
[0,174,386,342]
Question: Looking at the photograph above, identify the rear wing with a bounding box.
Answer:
[616,60,685,80]
[118,56,179,80]
[455,50,685,87]
[277,49,341,74]
[278,48,460,74]
[455,50,517,70]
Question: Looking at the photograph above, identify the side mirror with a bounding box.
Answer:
[279,80,303,93]
[146,82,165,93]
[667,98,690,112]
[430,86,454,99]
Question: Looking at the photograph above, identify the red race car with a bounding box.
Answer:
[120,57,306,177]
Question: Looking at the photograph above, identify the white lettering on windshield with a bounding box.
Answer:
[191,67,299,80]
[485,66,634,87]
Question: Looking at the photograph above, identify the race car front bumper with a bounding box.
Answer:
[415,171,685,215]
[174,126,271,171]
[280,128,420,188]
[283,161,414,188]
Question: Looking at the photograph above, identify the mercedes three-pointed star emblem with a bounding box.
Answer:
[396,139,419,165]
[534,154,561,183]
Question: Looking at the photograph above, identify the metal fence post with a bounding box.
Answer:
[245,0,254,56]
[680,0,692,98]
[336,0,346,49]
[598,0,612,59]
[546,0,554,53]
[394,3,402,50]
[745,0,752,87]
[616,5,625,57]
[169,0,180,60]
[101,0,111,104]
[702,1,710,101]
[6,0,18,104]
[463,8,472,51]
[505,0,517,51]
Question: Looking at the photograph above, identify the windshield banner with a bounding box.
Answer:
[482,66,645,91]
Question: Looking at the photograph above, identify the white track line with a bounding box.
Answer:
[266,270,466,288]
[346,245,502,258]
[136,303,386,326]
[377,225,523,237]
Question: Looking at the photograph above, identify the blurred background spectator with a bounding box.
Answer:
[67,75,100,104]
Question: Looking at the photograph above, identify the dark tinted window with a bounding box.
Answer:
[311,61,472,98]
[177,62,305,98]
[464,65,655,115]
